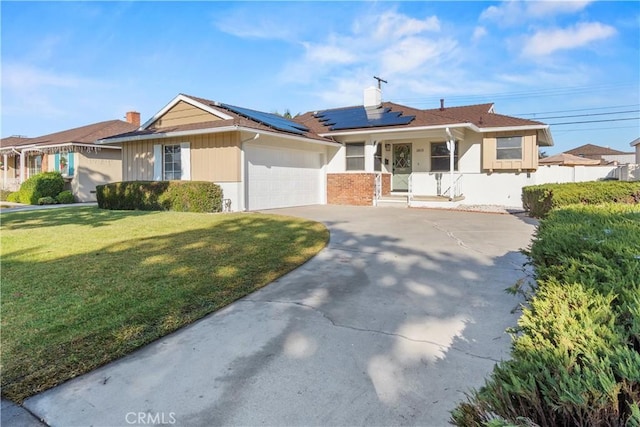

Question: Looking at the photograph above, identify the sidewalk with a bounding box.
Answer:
[0,202,97,212]
[1,399,46,427]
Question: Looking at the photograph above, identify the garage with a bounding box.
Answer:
[245,145,324,210]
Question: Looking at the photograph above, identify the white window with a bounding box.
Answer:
[163,145,181,180]
[346,142,365,171]
[496,136,522,160]
[153,142,191,181]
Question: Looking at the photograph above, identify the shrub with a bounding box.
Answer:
[522,181,640,218]
[451,203,640,427]
[6,192,20,203]
[158,181,223,213]
[97,181,222,213]
[1,190,15,201]
[37,196,57,205]
[11,172,65,205]
[55,190,75,204]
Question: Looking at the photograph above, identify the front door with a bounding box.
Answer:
[392,143,412,191]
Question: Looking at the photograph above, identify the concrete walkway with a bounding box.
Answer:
[0,202,97,212]
[14,205,536,427]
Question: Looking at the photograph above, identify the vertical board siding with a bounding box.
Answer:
[482,130,538,171]
[122,132,240,182]
[149,101,220,129]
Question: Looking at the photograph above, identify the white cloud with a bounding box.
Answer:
[527,1,594,17]
[381,37,457,75]
[372,11,440,40]
[2,63,90,91]
[480,0,594,25]
[472,26,487,42]
[302,42,357,65]
[523,22,617,56]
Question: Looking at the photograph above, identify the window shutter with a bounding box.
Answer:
[54,153,60,172]
[180,142,191,180]
[68,152,75,176]
[153,144,162,181]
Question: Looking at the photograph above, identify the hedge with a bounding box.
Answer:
[451,203,640,427]
[8,172,65,205]
[522,181,640,218]
[96,181,223,213]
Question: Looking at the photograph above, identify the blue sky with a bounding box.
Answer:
[2,1,639,154]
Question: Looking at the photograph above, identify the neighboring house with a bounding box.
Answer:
[539,153,601,166]
[100,89,554,210]
[564,143,636,165]
[631,137,640,164]
[0,112,139,201]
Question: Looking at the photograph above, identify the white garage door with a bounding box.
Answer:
[246,145,323,210]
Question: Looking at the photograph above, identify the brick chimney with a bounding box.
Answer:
[125,111,141,127]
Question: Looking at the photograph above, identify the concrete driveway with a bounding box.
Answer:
[22,205,536,427]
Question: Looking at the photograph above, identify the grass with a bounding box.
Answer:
[0,207,329,402]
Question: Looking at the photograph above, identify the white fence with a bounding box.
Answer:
[409,164,633,208]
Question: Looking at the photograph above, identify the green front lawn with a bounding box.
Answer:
[1,207,328,402]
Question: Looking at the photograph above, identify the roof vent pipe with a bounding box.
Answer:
[440,99,445,111]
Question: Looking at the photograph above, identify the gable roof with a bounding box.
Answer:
[101,94,336,145]
[629,137,639,147]
[100,93,553,147]
[539,153,601,166]
[564,143,632,158]
[1,120,137,155]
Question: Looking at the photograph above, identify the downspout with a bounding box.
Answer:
[446,127,455,201]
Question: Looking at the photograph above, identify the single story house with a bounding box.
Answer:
[539,153,601,166]
[631,137,640,164]
[564,143,636,165]
[99,88,554,210]
[0,113,139,201]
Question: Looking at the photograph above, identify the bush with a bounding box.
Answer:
[37,196,57,205]
[6,192,20,203]
[55,190,74,204]
[451,203,640,427]
[1,190,15,201]
[11,172,65,205]
[522,181,640,218]
[97,181,222,213]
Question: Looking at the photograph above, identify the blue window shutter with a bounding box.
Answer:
[54,153,60,172]
[68,152,75,176]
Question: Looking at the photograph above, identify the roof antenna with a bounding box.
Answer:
[373,76,387,89]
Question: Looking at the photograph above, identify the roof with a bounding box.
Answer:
[630,137,640,147]
[100,93,553,146]
[101,94,333,144]
[0,136,33,148]
[539,153,601,166]
[565,143,631,158]
[1,120,138,153]
[295,102,547,134]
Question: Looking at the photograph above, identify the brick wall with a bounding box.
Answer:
[327,173,391,206]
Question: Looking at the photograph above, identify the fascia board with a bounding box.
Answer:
[237,127,340,147]
[319,123,474,138]
[97,125,339,148]
[96,126,240,144]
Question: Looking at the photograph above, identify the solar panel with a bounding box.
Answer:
[315,106,415,131]
[219,103,309,135]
